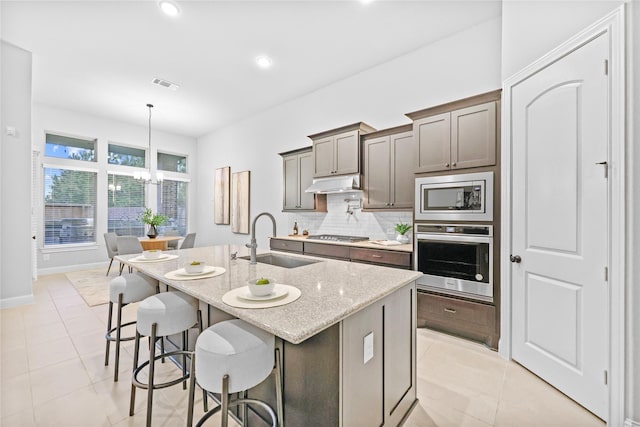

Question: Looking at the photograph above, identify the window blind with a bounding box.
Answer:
[107,173,146,236]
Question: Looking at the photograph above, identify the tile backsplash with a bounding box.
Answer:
[286,193,413,240]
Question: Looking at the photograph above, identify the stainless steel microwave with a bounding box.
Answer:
[414,171,493,221]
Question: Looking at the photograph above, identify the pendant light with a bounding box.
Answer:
[134,103,163,185]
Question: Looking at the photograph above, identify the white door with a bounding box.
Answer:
[511,32,609,419]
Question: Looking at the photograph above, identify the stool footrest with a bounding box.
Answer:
[105,320,137,342]
[132,350,192,390]
[194,397,278,427]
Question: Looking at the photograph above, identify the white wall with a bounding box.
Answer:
[0,42,33,306]
[628,1,640,424]
[196,17,502,249]
[33,104,198,273]
[501,0,623,79]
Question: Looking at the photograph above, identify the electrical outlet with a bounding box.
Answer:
[363,332,374,364]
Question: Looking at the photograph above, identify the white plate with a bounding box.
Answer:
[133,253,171,262]
[175,266,217,276]
[237,285,289,301]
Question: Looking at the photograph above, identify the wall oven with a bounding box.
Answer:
[414,224,493,302]
[414,171,493,221]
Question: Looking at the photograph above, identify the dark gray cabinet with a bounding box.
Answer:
[270,238,412,269]
[280,147,326,212]
[308,122,376,178]
[407,90,500,174]
[362,125,415,210]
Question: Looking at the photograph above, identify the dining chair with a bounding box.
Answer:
[180,233,196,249]
[116,236,143,275]
[104,232,119,276]
[164,229,180,250]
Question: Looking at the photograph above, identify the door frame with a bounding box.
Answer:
[500,6,626,426]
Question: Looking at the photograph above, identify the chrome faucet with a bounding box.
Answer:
[245,212,277,264]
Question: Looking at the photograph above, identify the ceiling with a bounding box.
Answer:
[1,1,501,138]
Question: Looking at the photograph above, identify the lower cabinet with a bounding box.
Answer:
[417,291,498,349]
[342,282,416,426]
[269,238,412,269]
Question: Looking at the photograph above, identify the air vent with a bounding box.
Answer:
[151,78,179,91]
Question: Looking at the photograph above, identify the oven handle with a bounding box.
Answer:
[415,233,493,244]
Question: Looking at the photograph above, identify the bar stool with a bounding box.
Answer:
[104,273,158,381]
[129,291,202,427]
[187,319,283,427]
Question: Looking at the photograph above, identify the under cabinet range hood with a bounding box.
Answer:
[305,174,361,194]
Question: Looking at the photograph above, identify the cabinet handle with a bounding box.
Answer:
[444,308,457,314]
[390,203,394,206]
[445,163,450,168]
[452,162,457,167]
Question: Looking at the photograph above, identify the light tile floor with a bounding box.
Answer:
[0,273,605,426]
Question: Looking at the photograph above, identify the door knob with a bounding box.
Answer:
[510,255,522,263]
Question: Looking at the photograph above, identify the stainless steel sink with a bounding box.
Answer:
[239,253,321,268]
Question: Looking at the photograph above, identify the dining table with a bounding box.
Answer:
[138,235,182,251]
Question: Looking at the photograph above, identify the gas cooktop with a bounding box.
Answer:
[306,234,370,243]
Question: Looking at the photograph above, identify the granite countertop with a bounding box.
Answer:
[116,245,421,344]
[271,235,414,253]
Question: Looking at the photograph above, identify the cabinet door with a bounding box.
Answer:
[390,131,415,208]
[283,155,299,210]
[334,130,359,175]
[363,136,391,209]
[414,112,451,173]
[384,285,414,423]
[313,136,335,177]
[298,151,316,210]
[451,101,496,169]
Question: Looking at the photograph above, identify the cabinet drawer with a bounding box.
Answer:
[270,239,303,253]
[417,292,497,348]
[419,292,494,327]
[349,248,411,268]
[304,242,350,259]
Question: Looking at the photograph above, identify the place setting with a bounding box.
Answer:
[164,260,226,281]
[129,250,179,263]
[222,277,301,309]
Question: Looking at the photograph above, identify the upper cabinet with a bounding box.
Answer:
[362,125,415,210]
[280,147,327,212]
[407,90,500,174]
[308,122,376,178]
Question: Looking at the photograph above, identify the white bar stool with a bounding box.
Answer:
[104,273,158,381]
[187,319,283,427]
[129,291,202,427]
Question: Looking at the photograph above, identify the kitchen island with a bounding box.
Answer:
[116,245,421,426]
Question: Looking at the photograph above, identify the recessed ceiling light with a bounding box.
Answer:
[159,0,180,17]
[255,55,273,69]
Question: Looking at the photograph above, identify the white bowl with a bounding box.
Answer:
[185,262,205,274]
[143,250,162,260]
[247,278,275,297]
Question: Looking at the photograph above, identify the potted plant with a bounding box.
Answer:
[139,208,168,239]
[394,223,413,244]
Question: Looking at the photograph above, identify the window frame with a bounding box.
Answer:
[44,131,98,163]
[42,162,99,249]
[107,142,147,168]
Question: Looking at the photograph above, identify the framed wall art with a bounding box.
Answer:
[231,170,250,234]
[214,166,230,225]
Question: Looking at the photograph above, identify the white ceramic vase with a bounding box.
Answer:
[396,233,410,244]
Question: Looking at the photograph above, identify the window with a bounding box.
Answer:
[45,133,96,162]
[107,173,146,236]
[44,167,97,246]
[108,144,145,167]
[158,180,188,234]
[157,152,187,173]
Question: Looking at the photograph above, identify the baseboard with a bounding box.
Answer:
[37,261,108,276]
[625,418,640,427]
[0,294,34,309]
